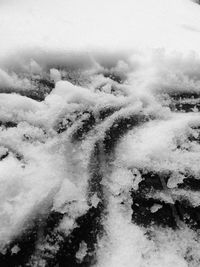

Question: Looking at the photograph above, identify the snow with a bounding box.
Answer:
[76,241,88,263]
[0,0,200,266]
[0,0,200,57]
[150,204,163,213]
[116,113,200,173]
[50,68,61,83]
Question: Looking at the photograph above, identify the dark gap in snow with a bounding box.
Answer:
[131,192,177,229]
[16,89,50,102]
[0,151,9,161]
[171,102,200,112]
[103,114,148,153]
[0,210,64,266]
[178,177,200,191]
[38,211,64,237]
[131,170,179,229]
[161,91,200,112]
[34,78,54,91]
[57,110,96,136]
[27,211,65,266]
[0,202,104,266]
[98,107,120,121]
[138,171,170,191]
[174,201,200,230]
[188,126,200,143]
[57,106,120,138]
[0,150,23,162]
[56,118,74,134]
[0,77,54,102]
[131,169,200,230]
[71,112,96,142]
[48,204,104,267]
[0,90,47,102]
[0,201,104,266]
[88,141,106,201]
[169,92,200,100]
[15,153,23,161]
[0,121,17,128]
[71,107,121,141]
[102,71,125,84]
[0,219,42,266]
[60,70,90,87]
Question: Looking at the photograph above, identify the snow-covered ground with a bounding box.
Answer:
[1,0,200,266]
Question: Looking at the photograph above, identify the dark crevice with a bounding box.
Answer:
[103,114,148,153]
[29,205,104,267]
[102,72,125,83]
[175,201,200,230]
[160,91,200,112]
[57,106,120,138]
[98,107,119,121]
[88,142,105,201]
[178,177,200,191]
[170,103,200,112]
[0,121,17,128]
[168,92,200,100]
[138,171,170,192]
[0,203,104,266]
[131,169,200,230]
[0,151,9,161]
[53,203,104,267]
[131,193,177,229]
[0,77,54,102]
[71,112,96,142]
[0,89,47,102]
[0,219,43,267]
[34,78,54,90]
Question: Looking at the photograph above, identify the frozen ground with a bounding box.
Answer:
[1,0,200,266]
